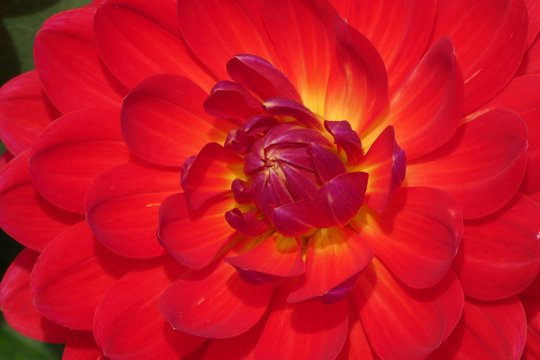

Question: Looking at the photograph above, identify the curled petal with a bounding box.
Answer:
[204,81,263,123]
[407,109,528,219]
[160,261,273,338]
[227,54,301,102]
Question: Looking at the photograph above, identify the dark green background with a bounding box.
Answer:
[1,0,88,358]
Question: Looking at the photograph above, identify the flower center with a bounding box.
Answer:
[183,53,405,239]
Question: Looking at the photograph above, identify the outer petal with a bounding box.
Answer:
[525,0,540,46]
[380,38,464,160]
[253,285,348,360]
[95,0,213,90]
[0,71,56,155]
[354,260,464,360]
[430,298,527,359]
[177,0,277,81]
[122,74,234,167]
[522,295,540,359]
[226,234,304,281]
[522,35,540,75]
[34,8,125,113]
[0,249,68,343]
[63,334,105,360]
[330,0,437,93]
[288,227,373,303]
[94,260,204,359]
[160,261,273,338]
[336,304,376,360]
[484,75,540,193]
[30,108,130,213]
[202,319,264,360]
[431,0,528,112]
[31,222,134,330]
[183,143,243,209]
[407,109,528,219]
[352,187,463,289]
[87,163,180,259]
[454,194,540,300]
[0,151,81,251]
[158,193,235,269]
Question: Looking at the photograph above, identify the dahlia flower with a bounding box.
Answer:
[1,0,540,358]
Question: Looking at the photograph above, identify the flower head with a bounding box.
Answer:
[1,0,540,359]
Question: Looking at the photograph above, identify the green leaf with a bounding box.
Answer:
[1,0,89,84]
[0,315,64,360]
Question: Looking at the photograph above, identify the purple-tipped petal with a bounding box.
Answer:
[225,208,269,236]
[227,54,301,102]
[325,120,363,164]
[204,80,263,123]
[272,200,314,236]
[312,172,368,227]
[263,98,322,129]
[308,143,346,182]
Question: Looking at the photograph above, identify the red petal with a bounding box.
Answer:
[202,318,264,360]
[484,75,540,193]
[407,109,528,219]
[158,193,235,269]
[95,0,213,90]
[354,260,464,360]
[160,261,273,338]
[0,152,81,251]
[430,297,527,359]
[431,0,528,112]
[336,305,376,360]
[356,126,404,212]
[382,38,464,160]
[0,249,68,343]
[454,194,540,300]
[63,333,105,360]
[253,285,348,360]
[177,0,276,81]
[31,222,134,330]
[94,260,204,359]
[86,163,180,259]
[204,80,263,124]
[330,0,438,94]
[183,143,243,209]
[34,8,125,114]
[0,71,55,155]
[227,54,301,102]
[30,108,130,213]
[226,234,304,280]
[353,187,463,289]
[311,172,368,228]
[288,227,372,303]
[324,17,388,133]
[523,35,540,75]
[525,0,540,46]
[522,295,540,359]
[122,74,234,167]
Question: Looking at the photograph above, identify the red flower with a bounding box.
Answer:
[1,0,540,359]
